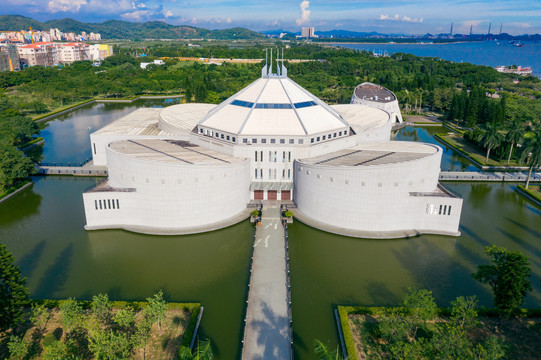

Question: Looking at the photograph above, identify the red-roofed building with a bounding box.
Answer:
[59,42,88,63]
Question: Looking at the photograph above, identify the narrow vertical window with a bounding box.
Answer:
[288,169,291,179]
[274,151,277,162]
[268,151,272,162]
[107,199,111,209]
[260,169,262,178]
[260,151,263,162]
[288,152,291,162]
[439,205,442,215]
[99,200,102,209]
[255,169,258,179]
[93,143,96,155]
[274,169,277,179]
[448,206,451,215]
[95,200,98,210]
[112,200,115,209]
[282,169,285,178]
[116,199,120,209]
[255,151,258,162]
[269,169,272,179]
[443,205,447,215]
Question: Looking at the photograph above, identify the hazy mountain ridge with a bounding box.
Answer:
[0,15,263,40]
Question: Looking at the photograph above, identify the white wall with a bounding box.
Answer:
[294,144,462,236]
[83,146,251,231]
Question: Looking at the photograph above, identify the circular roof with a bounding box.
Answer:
[198,77,350,137]
[331,104,390,133]
[159,103,216,135]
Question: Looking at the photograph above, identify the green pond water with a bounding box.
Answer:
[0,176,252,359]
[1,103,540,359]
[38,98,180,164]
[1,178,540,359]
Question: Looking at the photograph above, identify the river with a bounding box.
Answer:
[336,41,541,78]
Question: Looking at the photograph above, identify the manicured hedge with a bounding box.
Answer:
[337,306,358,360]
[181,303,202,348]
[0,179,32,201]
[517,185,541,205]
[33,99,95,121]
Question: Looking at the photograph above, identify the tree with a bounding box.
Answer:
[59,298,84,334]
[31,302,50,332]
[473,245,532,317]
[0,141,36,192]
[505,119,525,165]
[478,122,504,164]
[313,340,343,360]
[7,335,29,360]
[178,339,214,360]
[519,129,541,189]
[0,244,29,331]
[451,296,478,329]
[144,290,167,334]
[402,288,437,338]
[92,293,112,323]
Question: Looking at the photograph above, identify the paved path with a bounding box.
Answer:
[439,171,541,182]
[36,161,108,176]
[242,204,292,360]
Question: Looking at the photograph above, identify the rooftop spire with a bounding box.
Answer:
[262,48,287,78]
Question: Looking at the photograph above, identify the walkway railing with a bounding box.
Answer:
[281,203,294,360]
[241,205,262,358]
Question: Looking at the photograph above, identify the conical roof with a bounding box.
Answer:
[198,76,350,137]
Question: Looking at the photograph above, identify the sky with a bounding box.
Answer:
[2,0,541,35]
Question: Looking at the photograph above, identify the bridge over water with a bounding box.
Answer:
[242,203,292,360]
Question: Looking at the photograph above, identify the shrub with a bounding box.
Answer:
[250,210,259,217]
[284,211,293,218]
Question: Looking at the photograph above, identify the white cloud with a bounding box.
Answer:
[120,9,150,21]
[47,0,87,12]
[225,17,232,24]
[296,1,310,26]
[379,13,423,23]
[163,10,173,18]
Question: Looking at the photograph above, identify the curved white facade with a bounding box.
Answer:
[83,140,250,234]
[294,142,462,237]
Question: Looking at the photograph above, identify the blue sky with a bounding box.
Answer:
[2,0,540,35]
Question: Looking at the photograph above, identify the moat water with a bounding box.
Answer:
[1,101,539,359]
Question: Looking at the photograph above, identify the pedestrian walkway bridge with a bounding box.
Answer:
[242,203,292,360]
[439,171,541,182]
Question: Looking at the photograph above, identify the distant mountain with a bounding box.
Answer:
[0,15,263,40]
[0,15,43,31]
[315,29,387,38]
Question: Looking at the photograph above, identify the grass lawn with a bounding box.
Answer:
[348,313,541,360]
[435,133,523,167]
[0,180,31,201]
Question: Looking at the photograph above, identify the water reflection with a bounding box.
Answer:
[0,176,251,360]
[393,126,478,171]
[38,98,180,164]
[289,182,541,359]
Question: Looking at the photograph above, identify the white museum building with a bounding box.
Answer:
[83,59,462,238]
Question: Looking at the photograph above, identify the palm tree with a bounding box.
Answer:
[178,339,213,360]
[314,339,344,360]
[478,122,504,164]
[505,119,525,165]
[520,129,541,189]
